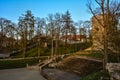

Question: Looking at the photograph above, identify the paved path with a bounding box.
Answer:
[74,55,102,62]
[42,69,81,80]
[0,68,46,80]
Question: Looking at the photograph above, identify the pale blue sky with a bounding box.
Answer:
[0,0,93,23]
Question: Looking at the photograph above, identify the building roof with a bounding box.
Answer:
[61,35,86,40]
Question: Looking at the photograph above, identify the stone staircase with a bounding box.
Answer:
[27,55,67,71]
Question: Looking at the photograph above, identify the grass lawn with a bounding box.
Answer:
[75,50,120,62]
[81,70,109,80]
[11,42,92,58]
[74,50,103,60]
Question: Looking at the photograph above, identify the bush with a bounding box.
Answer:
[108,53,120,62]
[81,70,109,80]
[0,58,44,70]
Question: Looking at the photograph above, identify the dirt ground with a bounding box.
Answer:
[42,68,81,80]
[56,56,102,77]
[41,56,102,80]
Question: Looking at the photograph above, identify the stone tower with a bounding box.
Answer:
[92,13,117,52]
[92,14,105,50]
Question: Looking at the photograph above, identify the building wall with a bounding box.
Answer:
[92,15,104,50]
[92,14,117,51]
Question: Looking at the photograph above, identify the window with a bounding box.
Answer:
[95,27,99,31]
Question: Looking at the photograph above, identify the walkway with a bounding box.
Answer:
[74,55,102,62]
[42,69,81,80]
[0,68,46,80]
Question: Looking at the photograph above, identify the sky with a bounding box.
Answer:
[0,0,93,23]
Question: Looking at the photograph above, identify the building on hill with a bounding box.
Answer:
[0,32,9,48]
[60,35,86,44]
[0,32,16,49]
[0,49,10,58]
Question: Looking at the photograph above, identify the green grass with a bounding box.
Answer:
[11,42,92,58]
[75,50,120,62]
[81,70,109,80]
[26,48,38,57]
[12,48,46,58]
[78,53,103,59]
[12,52,23,58]
[108,53,120,62]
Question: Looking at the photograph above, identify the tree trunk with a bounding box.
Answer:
[23,45,26,58]
[103,28,108,70]
[55,39,58,55]
[51,39,54,57]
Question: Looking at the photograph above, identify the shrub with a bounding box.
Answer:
[0,58,45,70]
[81,70,109,80]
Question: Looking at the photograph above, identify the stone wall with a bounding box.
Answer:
[92,14,104,50]
[106,63,120,80]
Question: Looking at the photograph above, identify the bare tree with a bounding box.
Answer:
[61,10,74,44]
[44,24,50,37]
[0,18,6,34]
[18,16,27,58]
[87,0,120,69]
[76,20,84,42]
[0,18,7,48]
[83,20,92,40]
[35,17,46,57]
[0,18,13,48]
[5,23,16,50]
[46,14,56,57]
[18,10,35,58]
[54,13,63,54]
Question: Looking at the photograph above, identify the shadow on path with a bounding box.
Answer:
[0,68,46,80]
[42,68,81,80]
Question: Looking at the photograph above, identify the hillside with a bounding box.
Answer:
[56,56,102,77]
